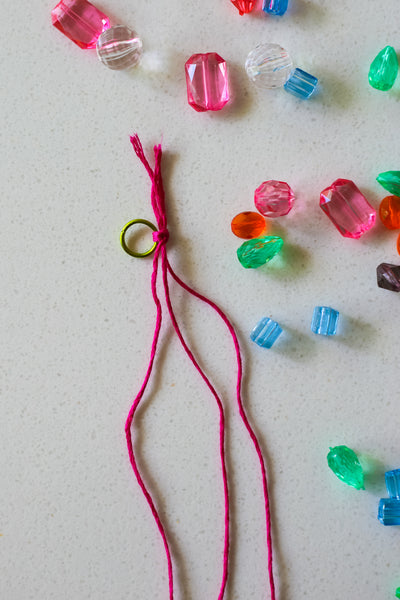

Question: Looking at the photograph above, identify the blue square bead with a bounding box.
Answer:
[284,68,318,99]
[311,306,339,336]
[385,469,400,499]
[262,0,289,15]
[250,317,282,349]
[378,498,400,526]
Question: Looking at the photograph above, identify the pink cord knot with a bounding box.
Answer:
[153,228,169,245]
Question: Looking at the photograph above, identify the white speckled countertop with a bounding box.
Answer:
[1,1,400,599]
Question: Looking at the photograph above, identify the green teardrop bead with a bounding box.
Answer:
[376,171,400,196]
[237,235,283,269]
[327,445,365,490]
[368,46,398,91]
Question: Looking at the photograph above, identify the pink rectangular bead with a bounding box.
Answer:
[51,0,110,49]
[320,178,376,239]
[185,53,230,112]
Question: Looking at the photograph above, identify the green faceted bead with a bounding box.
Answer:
[396,587,400,599]
[327,445,365,490]
[376,171,400,196]
[368,46,398,91]
[237,235,283,269]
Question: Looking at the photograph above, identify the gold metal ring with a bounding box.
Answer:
[120,218,158,258]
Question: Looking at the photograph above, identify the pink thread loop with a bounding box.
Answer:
[153,228,169,245]
[125,134,276,600]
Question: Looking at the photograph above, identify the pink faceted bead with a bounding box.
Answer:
[185,53,230,112]
[320,178,376,239]
[254,180,294,217]
[51,0,110,49]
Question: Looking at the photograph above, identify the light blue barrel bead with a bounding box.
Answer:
[385,469,400,499]
[311,306,339,336]
[284,68,318,99]
[378,498,400,526]
[263,0,289,15]
[250,317,282,348]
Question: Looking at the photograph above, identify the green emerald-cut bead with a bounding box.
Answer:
[327,445,365,490]
[237,235,283,269]
[368,46,398,91]
[395,586,400,599]
[376,171,400,196]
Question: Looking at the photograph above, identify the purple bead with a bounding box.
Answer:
[377,263,400,292]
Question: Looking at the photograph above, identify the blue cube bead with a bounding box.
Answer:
[385,469,400,499]
[378,498,400,526]
[250,317,282,349]
[311,306,339,336]
[263,0,289,15]
[284,68,318,99]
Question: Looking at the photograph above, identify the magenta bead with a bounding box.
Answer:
[185,53,230,112]
[51,0,110,49]
[320,178,376,239]
[254,180,294,217]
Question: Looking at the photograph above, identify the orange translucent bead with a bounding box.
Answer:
[231,211,266,239]
[379,195,400,230]
[397,232,400,255]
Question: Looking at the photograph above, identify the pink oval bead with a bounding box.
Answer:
[185,53,230,112]
[254,180,294,217]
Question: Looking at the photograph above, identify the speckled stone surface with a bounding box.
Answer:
[1,2,400,599]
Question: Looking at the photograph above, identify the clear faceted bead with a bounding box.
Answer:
[245,43,292,89]
[97,25,142,70]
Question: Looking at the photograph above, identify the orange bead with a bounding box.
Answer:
[397,232,400,255]
[379,195,400,230]
[231,211,266,239]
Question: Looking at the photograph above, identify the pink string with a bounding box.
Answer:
[125,134,276,600]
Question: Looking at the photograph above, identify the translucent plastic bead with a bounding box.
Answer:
[250,317,282,349]
[96,25,142,70]
[254,180,294,217]
[263,0,289,16]
[51,0,110,49]
[368,46,398,91]
[185,53,229,112]
[311,306,339,336]
[379,196,400,229]
[377,171,400,196]
[237,235,283,269]
[231,212,266,239]
[378,498,400,526]
[320,179,376,239]
[376,263,400,292]
[397,233,400,256]
[231,0,255,15]
[284,68,318,99]
[396,587,400,599]
[385,469,400,499]
[327,446,365,490]
[245,43,292,89]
